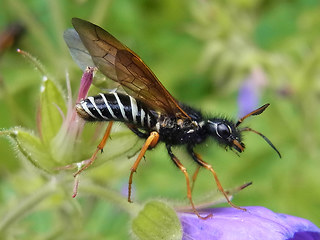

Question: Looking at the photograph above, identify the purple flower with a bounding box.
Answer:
[178,206,320,240]
[238,68,267,118]
[76,66,95,102]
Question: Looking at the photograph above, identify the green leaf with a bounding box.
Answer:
[0,127,55,173]
[40,77,66,144]
[132,200,182,240]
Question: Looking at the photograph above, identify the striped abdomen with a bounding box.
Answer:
[76,92,158,130]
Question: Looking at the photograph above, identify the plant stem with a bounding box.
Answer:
[0,179,57,232]
[79,183,141,217]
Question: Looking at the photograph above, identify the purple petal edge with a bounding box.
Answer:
[178,206,320,240]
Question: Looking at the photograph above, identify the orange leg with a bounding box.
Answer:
[188,149,246,211]
[128,131,159,203]
[74,121,114,177]
[191,165,201,193]
[167,145,212,219]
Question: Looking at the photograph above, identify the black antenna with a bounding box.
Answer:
[241,127,281,158]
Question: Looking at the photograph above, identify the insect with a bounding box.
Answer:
[65,18,281,219]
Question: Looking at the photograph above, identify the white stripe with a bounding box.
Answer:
[88,97,108,120]
[147,114,151,128]
[112,92,128,121]
[81,101,97,119]
[129,96,138,123]
[155,122,160,132]
[140,108,145,126]
[100,93,117,119]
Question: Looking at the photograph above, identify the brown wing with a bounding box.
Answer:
[72,18,189,118]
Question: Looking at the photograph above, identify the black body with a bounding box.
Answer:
[76,92,244,153]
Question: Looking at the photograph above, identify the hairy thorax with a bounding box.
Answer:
[157,114,207,146]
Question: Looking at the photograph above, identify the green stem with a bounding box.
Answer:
[0,180,57,232]
[90,0,112,24]
[8,0,59,66]
[79,183,141,217]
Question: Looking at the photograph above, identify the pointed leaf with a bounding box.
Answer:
[1,128,55,173]
[40,77,66,144]
[132,200,182,240]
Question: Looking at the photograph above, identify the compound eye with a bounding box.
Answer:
[217,123,231,138]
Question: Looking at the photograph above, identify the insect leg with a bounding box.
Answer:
[74,121,114,177]
[166,144,212,219]
[128,131,159,203]
[126,123,149,138]
[191,165,201,193]
[187,146,246,211]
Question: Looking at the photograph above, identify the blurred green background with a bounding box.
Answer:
[0,0,319,239]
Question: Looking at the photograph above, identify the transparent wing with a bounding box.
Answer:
[64,28,113,89]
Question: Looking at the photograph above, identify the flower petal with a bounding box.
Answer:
[237,68,267,118]
[76,67,95,102]
[178,206,320,240]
